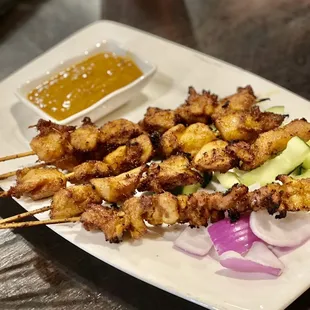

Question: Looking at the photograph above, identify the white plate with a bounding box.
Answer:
[15,39,156,125]
[1,21,310,310]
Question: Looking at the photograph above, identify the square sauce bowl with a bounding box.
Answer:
[15,39,157,126]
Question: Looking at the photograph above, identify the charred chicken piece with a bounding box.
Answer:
[227,119,310,170]
[193,140,238,173]
[69,160,111,184]
[50,184,101,219]
[90,166,145,203]
[160,123,216,157]
[214,106,286,142]
[139,107,180,134]
[213,85,256,118]
[30,119,75,163]
[99,118,143,153]
[81,176,310,243]
[175,87,218,124]
[8,167,67,200]
[70,117,100,152]
[138,155,202,193]
[103,134,153,175]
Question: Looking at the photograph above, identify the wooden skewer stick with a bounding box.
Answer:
[65,172,74,179]
[0,217,80,229]
[0,151,35,162]
[0,192,9,198]
[0,171,17,180]
[0,206,51,224]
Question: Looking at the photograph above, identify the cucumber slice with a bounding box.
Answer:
[303,155,310,169]
[292,169,310,179]
[266,106,285,114]
[181,183,202,195]
[240,136,310,186]
[300,140,310,169]
[290,165,303,176]
[214,172,240,189]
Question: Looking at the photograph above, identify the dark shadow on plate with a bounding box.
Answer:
[10,100,40,143]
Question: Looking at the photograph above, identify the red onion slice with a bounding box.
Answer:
[208,215,260,255]
[250,210,310,247]
[174,227,213,256]
[219,242,284,276]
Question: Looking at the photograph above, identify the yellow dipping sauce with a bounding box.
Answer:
[27,52,143,121]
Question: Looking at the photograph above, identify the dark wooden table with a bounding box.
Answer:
[0,1,310,309]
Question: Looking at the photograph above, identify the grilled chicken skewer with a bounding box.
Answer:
[0,154,201,204]
[0,155,203,222]
[0,134,153,200]
[81,175,310,242]
[1,176,308,245]
[2,115,310,204]
[0,85,264,165]
[2,116,309,202]
[227,118,310,170]
[0,102,286,180]
[0,117,143,168]
[139,85,257,133]
[159,107,286,158]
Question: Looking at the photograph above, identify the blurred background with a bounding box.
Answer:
[0,1,310,309]
[1,0,310,99]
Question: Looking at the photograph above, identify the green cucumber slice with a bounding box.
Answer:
[302,140,310,169]
[181,183,202,195]
[292,169,310,179]
[240,136,310,186]
[266,106,285,114]
[290,165,303,176]
[214,172,240,189]
[303,155,310,169]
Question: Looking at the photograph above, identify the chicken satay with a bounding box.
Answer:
[30,118,142,165]
[81,176,310,242]
[70,117,100,152]
[7,167,66,201]
[139,107,180,134]
[212,85,256,118]
[103,134,153,175]
[90,166,145,203]
[99,118,143,153]
[50,184,101,219]
[80,186,243,242]
[138,155,202,193]
[90,155,202,203]
[68,160,111,184]
[30,119,75,163]
[53,156,202,217]
[275,175,310,217]
[175,87,218,125]
[227,119,310,170]
[2,134,154,201]
[192,140,238,173]
[214,106,286,142]
[160,123,217,157]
